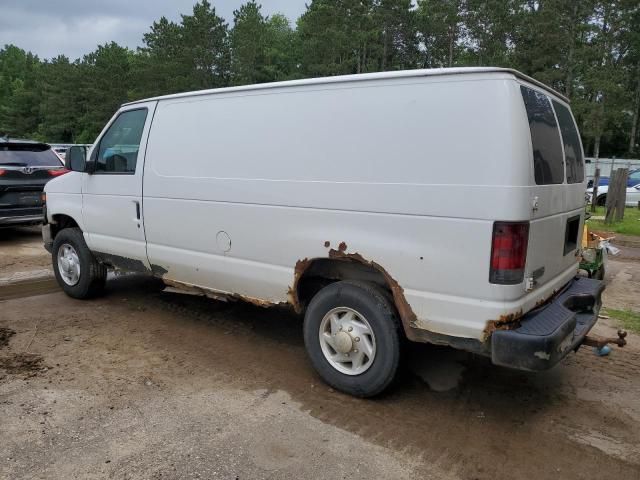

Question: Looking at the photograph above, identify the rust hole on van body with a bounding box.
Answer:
[288,258,313,313]
[163,278,282,309]
[535,288,560,308]
[484,287,563,339]
[327,248,419,333]
[289,246,419,337]
[324,241,330,248]
[483,311,523,340]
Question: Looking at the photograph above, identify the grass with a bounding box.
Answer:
[587,206,640,237]
[603,308,640,334]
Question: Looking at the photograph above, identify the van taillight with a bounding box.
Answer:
[489,221,529,285]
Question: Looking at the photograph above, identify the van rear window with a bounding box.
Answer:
[552,100,584,184]
[520,86,564,185]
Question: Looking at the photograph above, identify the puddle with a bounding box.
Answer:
[408,346,467,392]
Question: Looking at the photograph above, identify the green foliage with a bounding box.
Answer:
[297,0,418,76]
[603,308,640,333]
[77,43,132,143]
[416,0,467,68]
[38,56,82,142]
[0,0,639,154]
[134,1,230,96]
[180,0,231,89]
[588,206,640,237]
[263,14,300,81]
[231,2,269,85]
[0,47,42,138]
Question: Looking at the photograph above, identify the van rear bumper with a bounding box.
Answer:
[490,276,604,371]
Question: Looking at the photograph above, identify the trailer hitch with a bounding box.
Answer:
[582,329,627,349]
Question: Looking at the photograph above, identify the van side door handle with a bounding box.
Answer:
[134,200,141,220]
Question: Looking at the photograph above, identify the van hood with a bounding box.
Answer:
[44,171,82,194]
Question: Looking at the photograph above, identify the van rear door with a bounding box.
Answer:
[518,85,586,293]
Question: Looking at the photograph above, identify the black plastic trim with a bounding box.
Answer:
[490,276,604,371]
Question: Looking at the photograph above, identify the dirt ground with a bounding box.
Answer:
[0,227,51,280]
[1,227,640,479]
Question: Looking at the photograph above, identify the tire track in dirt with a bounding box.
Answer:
[0,277,59,301]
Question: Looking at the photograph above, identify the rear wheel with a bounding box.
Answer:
[596,195,607,206]
[303,280,402,397]
[52,228,106,299]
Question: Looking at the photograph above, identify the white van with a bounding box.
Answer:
[43,67,604,396]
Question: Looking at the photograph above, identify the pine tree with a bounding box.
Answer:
[231,2,269,85]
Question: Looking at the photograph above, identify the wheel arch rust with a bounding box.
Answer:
[288,247,419,340]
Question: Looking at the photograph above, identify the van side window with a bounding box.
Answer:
[552,100,584,184]
[520,86,564,185]
[96,109,148,174]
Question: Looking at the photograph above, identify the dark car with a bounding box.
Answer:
[0,138,68,226]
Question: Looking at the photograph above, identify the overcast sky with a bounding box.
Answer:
[0,0,308,60]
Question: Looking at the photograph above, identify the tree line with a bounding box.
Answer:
[0,0,639,158]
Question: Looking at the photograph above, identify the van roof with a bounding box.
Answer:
[123,67,568,106]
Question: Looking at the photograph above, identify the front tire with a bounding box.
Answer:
[303,280,402,397]
[52,228,106,299]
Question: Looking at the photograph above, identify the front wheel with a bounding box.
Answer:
[52,227,107,299]
[303,280,402,397]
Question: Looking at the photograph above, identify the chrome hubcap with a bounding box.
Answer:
[57,243,81,286]
[319,307,376,375]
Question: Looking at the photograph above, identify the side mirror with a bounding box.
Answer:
[67,146,87,172]
[635,184,640,190]
[85,148,98,174]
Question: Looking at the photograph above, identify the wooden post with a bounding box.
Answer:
[605,168,628,224]
[604,170,618,225]
[591,167,601,212]
[615,168,628,222]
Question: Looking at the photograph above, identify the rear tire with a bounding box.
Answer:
[596,195,607,206]
[52,227,106,299]
[303,280,402,397]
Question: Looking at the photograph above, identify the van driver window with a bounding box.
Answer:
[96,109,148,174]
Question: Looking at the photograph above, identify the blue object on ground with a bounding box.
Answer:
[594,345,612,356]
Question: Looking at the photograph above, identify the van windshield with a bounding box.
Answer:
[552,100,584,184]
[520,86,564,185]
